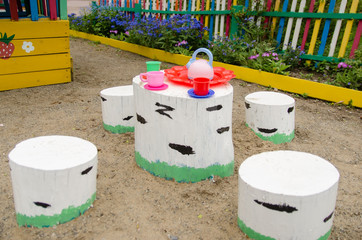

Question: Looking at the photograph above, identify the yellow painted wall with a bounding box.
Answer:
[0,69,71,91]
[0,19,71,91]
[11,38,70,57]
[0,19,69,39]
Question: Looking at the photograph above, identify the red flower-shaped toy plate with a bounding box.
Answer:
[164,66,236,86]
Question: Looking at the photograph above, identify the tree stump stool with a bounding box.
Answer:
[9,135,98,228]
[245,91,295,144]
[100,85,135,133]
[238,150,339,240]
[133,75,234,183]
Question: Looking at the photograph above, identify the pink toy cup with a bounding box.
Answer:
[193,77,210,96]
[140,71,164,87]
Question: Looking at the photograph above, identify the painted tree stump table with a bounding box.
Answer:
[245,91,295,144]
[133,75,234,183]
[100,85,135,133]
[238,151,339,240]
[9,135,98,228]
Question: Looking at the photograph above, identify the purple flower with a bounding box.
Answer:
[249,54,259,60]
[338,62,348,68]
[125,31,129,36]
[176,40,188,47]
[110,30,118,34]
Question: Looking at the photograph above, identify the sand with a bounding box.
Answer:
[0,37,361,240]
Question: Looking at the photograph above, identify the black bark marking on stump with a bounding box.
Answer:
[34,202,51,208]
[324,211,334,223]
[254,200,298,213]
[245,102,251,109]
[288,107,294,114]
[257,128,278,134]
[136,114,147,124]
[81,166,93,175]
[217,127,230,134]
[101,97,107,102]
[155,102,175,119]
[206,105,223,112]
[169,143,195,155]
[123,116,134,121]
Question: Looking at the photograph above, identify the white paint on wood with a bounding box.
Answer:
[219,0,226,37]
[245,91,295,137]
[283,0,298,50]
[100,85,135,129]
[9,136,98,217]
[214,0,221,38]
[133,75,234,169]
[291,0,306,49]
[238,150,339,239]
[191,0,196,11]
[328,0,347,57]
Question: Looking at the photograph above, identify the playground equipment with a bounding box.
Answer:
[100,85,135,134]
[245,91,295,144]
[238,151,339,239]
[9,135,98,228]
[0,0,71,91]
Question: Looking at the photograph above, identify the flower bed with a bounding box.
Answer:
[68,6,361,107]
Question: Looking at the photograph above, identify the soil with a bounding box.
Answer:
[0,37,361,240]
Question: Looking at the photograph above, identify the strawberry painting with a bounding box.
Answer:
[0,33,15,60]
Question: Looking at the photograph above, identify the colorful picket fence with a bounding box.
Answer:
[96,0,362,61]
[96,0,238,40]
[249,0,362,61]
[0,0,71,91]
[0,0,68,20]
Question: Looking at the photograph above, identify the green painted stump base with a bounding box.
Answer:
[16,192,96,228]
[237,217,332,240]
[245,123,294,144]
[135,151,234,183]
[103,123,134,134]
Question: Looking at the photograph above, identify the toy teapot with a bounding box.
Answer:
[186,48,214,80]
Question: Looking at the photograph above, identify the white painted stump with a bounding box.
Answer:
[245,91,295,144]
[133,75,234,183]
[238,151,339,240]
[9,135,98,228]
[100,85,135,134]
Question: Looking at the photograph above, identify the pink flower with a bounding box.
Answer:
[125,31,129,36]
[110,30,118,34]
[272,52,278,56]
[249,54,259,60]
[338,62,348,68]
[176,40,188,46]
[262,52,270,57]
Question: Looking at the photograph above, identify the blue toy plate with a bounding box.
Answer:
[188,89,215,98]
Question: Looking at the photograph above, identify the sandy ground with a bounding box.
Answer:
[0,37,361,240]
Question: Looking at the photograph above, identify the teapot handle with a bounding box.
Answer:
[186,48,213,69]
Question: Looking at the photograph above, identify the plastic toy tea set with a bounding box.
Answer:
[140,48,236,98]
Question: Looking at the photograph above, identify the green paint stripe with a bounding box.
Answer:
[59,0,68,20]
[103,123,134,134]
[135,151,234,183]
[95,4,361,19]
[299,54,344,62]
[259,11,362,20]
[245,123,294,144]
[237,217,332,240]
[237,217,275,240]
[16,192,96,228]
